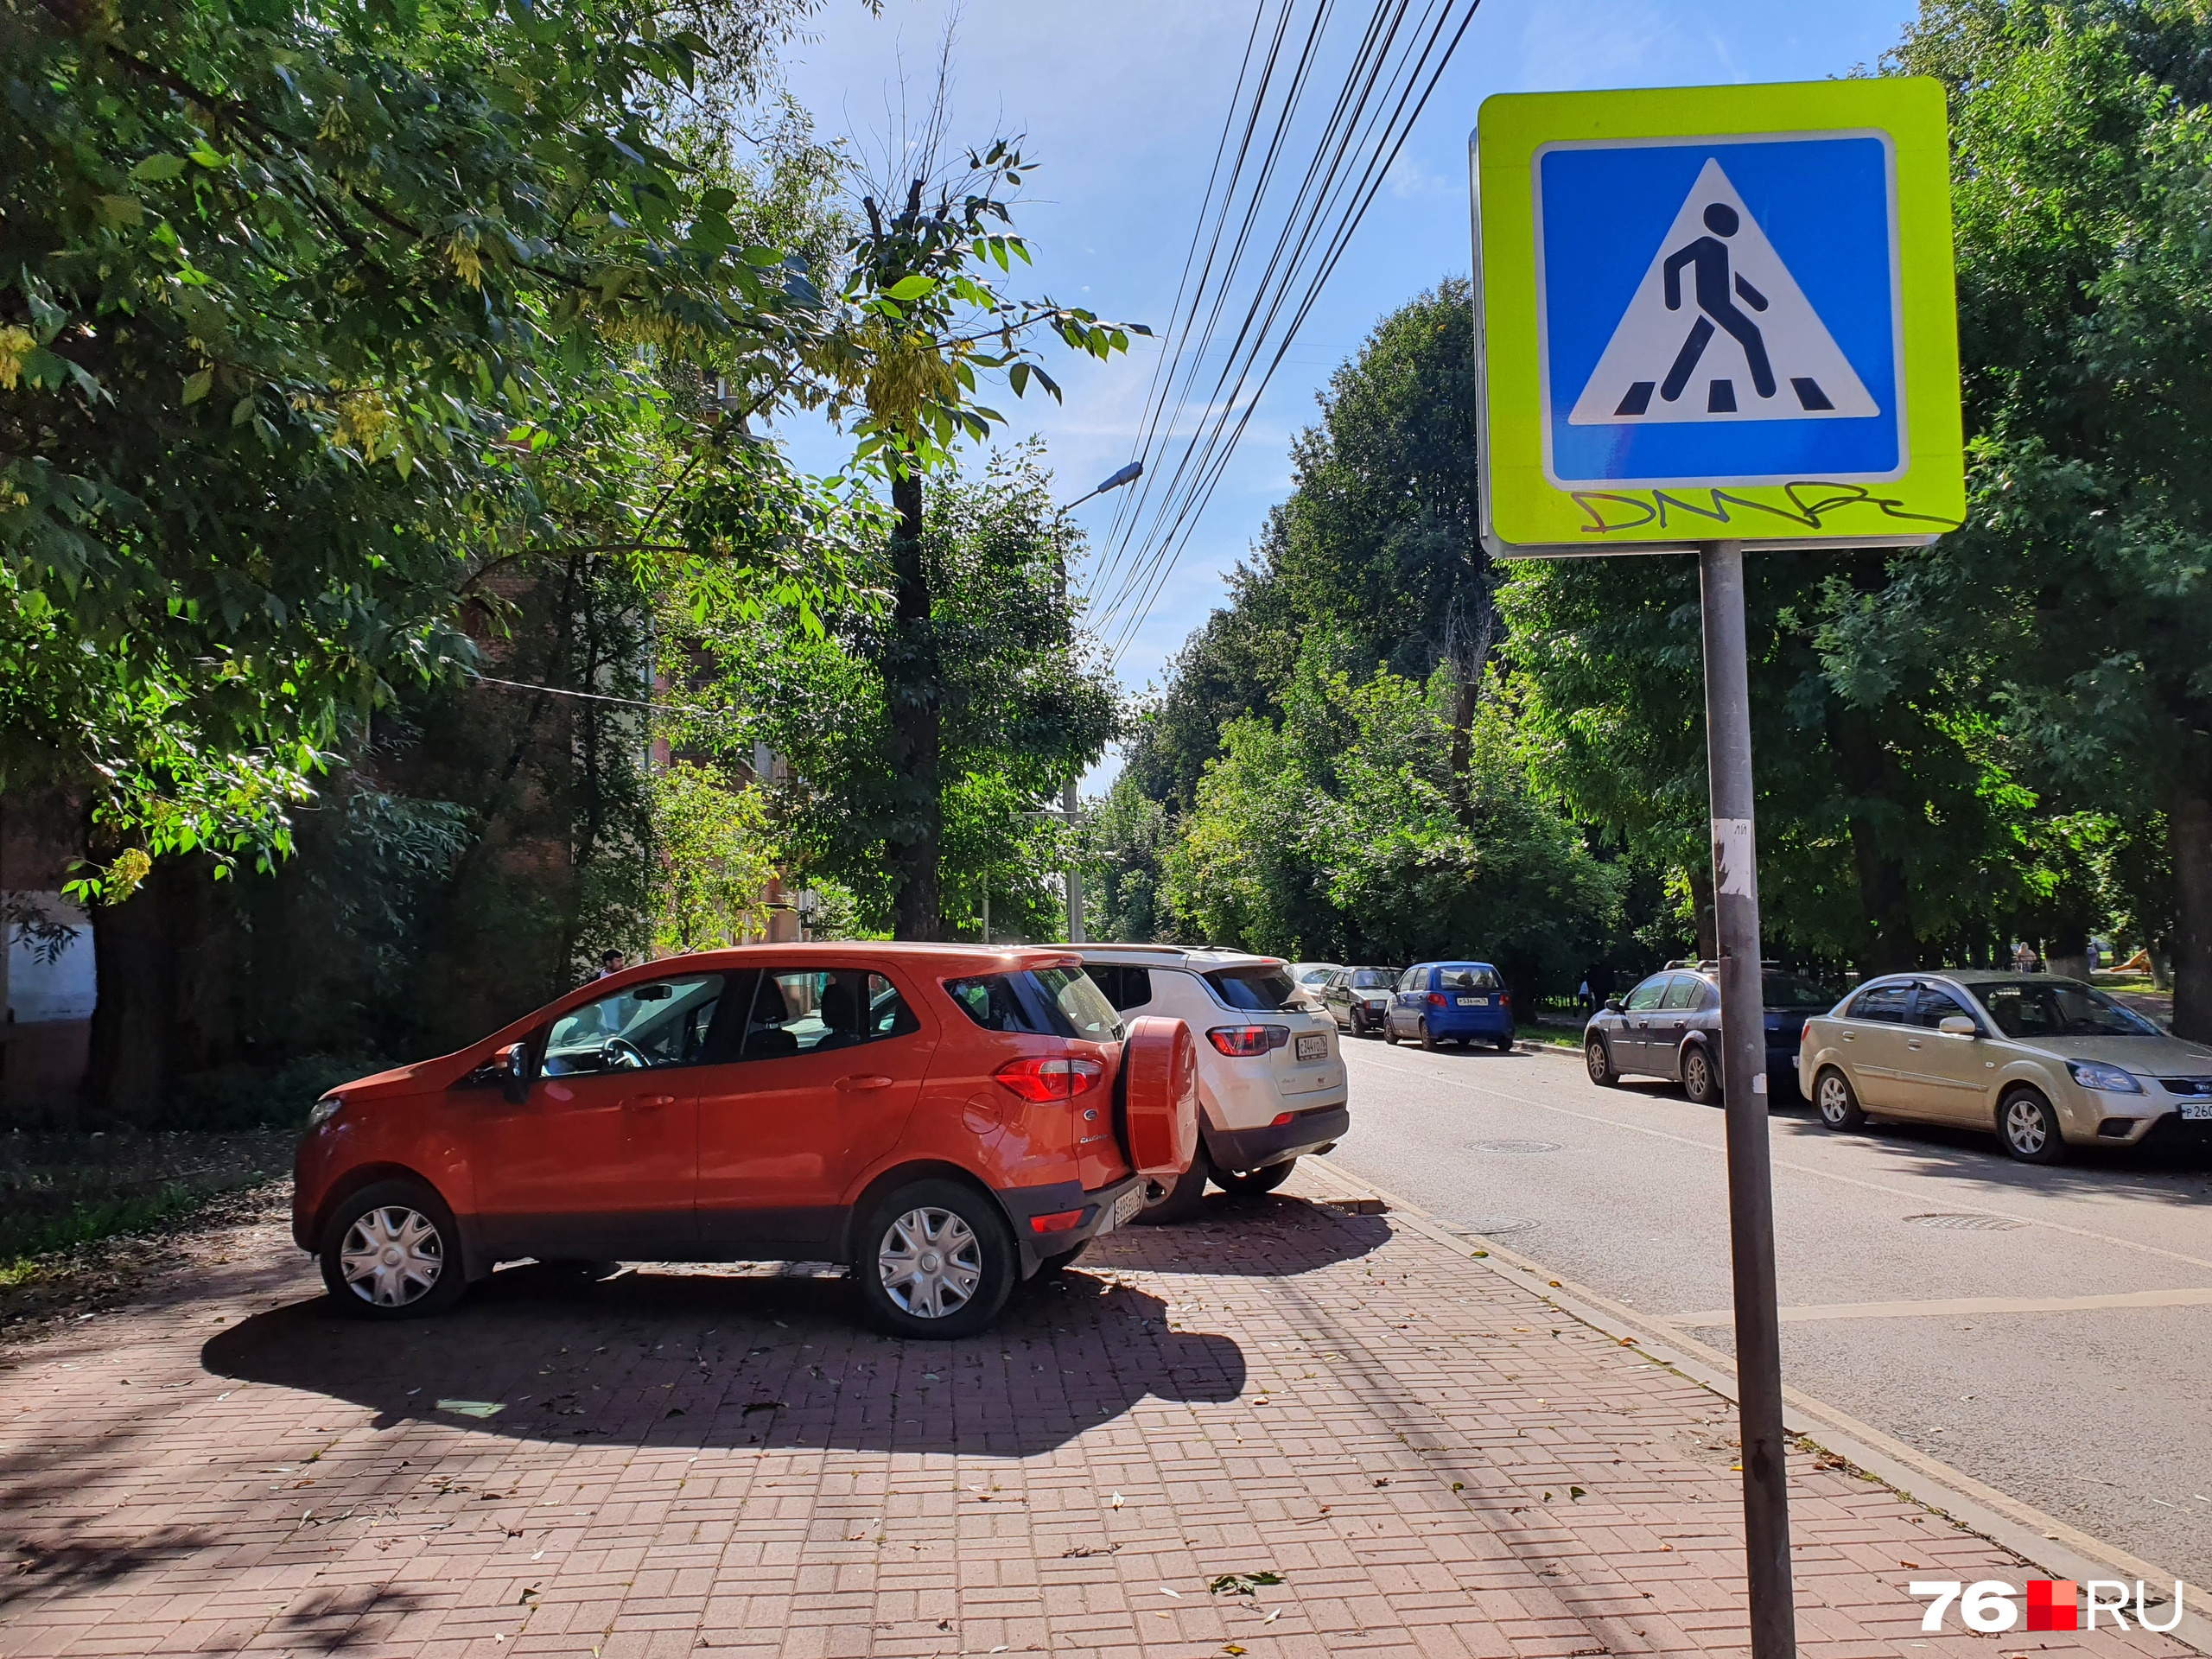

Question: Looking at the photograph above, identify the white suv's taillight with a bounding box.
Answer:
[1207,1024,1290,1056]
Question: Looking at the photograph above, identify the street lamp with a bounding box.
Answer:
[1051,460,1144,944]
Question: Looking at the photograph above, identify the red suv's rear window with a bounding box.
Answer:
[945,969,1122,1040]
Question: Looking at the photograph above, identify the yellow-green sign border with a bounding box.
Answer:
[1471,78,1964,560]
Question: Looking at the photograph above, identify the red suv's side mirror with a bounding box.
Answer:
[498,1039,537,1103]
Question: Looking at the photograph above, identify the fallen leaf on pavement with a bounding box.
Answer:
[1209,1573,1283,1597]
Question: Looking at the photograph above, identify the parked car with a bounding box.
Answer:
[1382,961,1516,1052]
[1319,966,1402,1037]
[1285,961,1344,1009]
[293,944,1198,1338]
[1078,945,1350,1221]
[1799,970,2212,1162]
[1583,962,1830,1103]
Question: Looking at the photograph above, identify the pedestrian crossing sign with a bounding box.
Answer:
[1471,79,1964,556]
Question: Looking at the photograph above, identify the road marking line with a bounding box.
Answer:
[1668,1284,2212,1327]
[1347,1048,2212,1275]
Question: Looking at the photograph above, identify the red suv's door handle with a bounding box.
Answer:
[837,1074,894,1092]
[629,1093,677,1110]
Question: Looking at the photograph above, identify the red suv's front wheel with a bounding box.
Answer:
[320,1178,467,1319]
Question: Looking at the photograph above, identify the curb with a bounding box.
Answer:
[1306,1153,2211,1656]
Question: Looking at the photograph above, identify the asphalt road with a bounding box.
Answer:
[1327,1033,2212,1592]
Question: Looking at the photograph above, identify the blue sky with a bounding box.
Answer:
[769,0,1924,785]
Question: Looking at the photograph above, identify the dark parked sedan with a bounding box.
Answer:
[1319,966,1403,1036]
[1583,963,1835,1104]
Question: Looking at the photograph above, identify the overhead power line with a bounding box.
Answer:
[1088,0,1485,673]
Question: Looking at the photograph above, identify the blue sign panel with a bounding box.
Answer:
[1535,133,1904,488]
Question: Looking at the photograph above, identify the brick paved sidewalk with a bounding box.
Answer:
[0,1167,2190,1659]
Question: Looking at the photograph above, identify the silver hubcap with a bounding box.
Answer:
[1818,1076,1850,1124]
[2006,1099,2048,1154]
[1587,1043,1606,1081]
[878,1206,982,1319]
[1687,1053,1708,1094]
[340,1205,443,1306]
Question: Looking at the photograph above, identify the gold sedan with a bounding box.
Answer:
[1797,971,2212,1163]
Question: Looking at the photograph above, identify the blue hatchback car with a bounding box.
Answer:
[1383,962,1515,1052]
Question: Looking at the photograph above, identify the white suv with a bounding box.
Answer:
[1078,945,1350,1221]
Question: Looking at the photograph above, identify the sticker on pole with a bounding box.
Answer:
[1473,79,1965,556]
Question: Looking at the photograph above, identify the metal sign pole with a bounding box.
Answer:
[1698,539,1796,1659]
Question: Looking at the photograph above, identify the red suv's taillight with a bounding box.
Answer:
[1207,1024,1289,1056]
[993,1054,1105,1102]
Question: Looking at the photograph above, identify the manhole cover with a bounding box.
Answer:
[1451,1216,1538,1236]
[1907,1212,2026,1231]
[1468,1139,1563,1154]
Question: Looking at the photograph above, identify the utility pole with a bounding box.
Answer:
[1052,461,1141,947]
[1063,779,1085,944]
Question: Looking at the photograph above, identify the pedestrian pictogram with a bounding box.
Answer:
[1569,158,1878,427]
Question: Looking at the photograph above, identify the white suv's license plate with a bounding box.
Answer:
[2181,1103,2212,1122]
[1108,1186,1145,1230]
[1295,1033,1327,1062]
[1457,995,1487,1006]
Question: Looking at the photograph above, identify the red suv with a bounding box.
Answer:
[293,945,1198,1338]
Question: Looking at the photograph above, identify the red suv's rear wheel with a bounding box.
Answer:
[853,1179,1016,1338]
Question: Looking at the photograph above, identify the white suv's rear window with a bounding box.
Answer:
[1205,967,1299,1011]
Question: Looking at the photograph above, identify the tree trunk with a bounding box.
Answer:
[1828,707,1922,973]
[81,858,194,1123]
[2169,772,2212,1041]
[886,469,944,940]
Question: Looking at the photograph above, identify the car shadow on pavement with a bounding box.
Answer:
[200,1261,1247,1459]
[1772,1109,2212,1187]
[1126,1194,1392,1271]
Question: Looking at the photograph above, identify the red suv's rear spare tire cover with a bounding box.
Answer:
[1121,1015,1199,1179]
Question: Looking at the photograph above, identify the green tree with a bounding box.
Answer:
[1077,774,1174,943]
[1161,648,1622,991]
[820,130,1145,937]
[1832,0,2212,1033]
[2,0,884,1112]
[686,446,1117,938]
[652,762,780,951]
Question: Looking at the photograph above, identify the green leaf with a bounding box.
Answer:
[129,154,189,182]
[883,274,937,301]
[232,394,257,428]
[181,367,213,405]
[98,194,144,228]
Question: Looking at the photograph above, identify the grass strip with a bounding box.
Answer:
[0,1174,278,1285]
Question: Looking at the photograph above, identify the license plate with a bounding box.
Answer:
[1295,1033,1327,1062]
[2182,1103,2212,1122]
[1108,1185,1145,1229]
[1457,995,1487,1006]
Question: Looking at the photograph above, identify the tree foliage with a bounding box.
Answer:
[684,445,1116,938]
